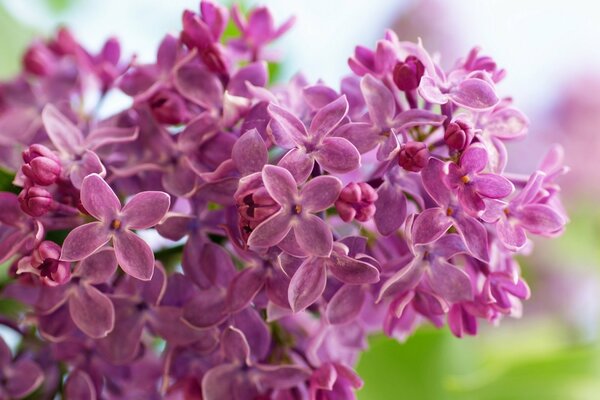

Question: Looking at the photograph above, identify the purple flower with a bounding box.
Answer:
[247,165,342,257]
[444,143,514,215]
[61,174,170,280]
[269,96,360,182]
[334,182,378,222]
[0,337,44,399]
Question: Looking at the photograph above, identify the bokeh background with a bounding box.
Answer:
[1,0,599,398]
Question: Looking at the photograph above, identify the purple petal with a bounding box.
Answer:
[412,207,453,246]
[254,365,311,390]
[75,248,117,284]
[460,144,488,174]
[262,165,297,206]
[294,215,333,257]
[5,359,44,399]
[183,288,229,328]
[418,76,448,104]
[70,150,106,189]
[303,85,339,109]
[309,96,349,141]
[228,62,268,97]
[222,326,251,364]
[327,253,380,284]
[392,109,446,130]
[300,175,342,213]
[65,370,96,400]
[68,283,115,338]
[156,213,194,241]
[518,204,565,235]
[42,104,83,154]
[288,257,327,312]
[428,259,473,303]
[334,122,380,153]
[277,148,314,184]
[268,103,307,145]
[113,230,155,281]
[433,234,468,259]
[174,62,223,109]
[85,126,139,150]
[448,78,499,110]
[60,222,110,261]
[473,174,514,199]
[326,285,365,324]
[162,158,198,197]
[378,258,423,301]
[202,364,256,400]
[453,214,490,262]
[121,191,170,229]
[97,297,145,364]
[80,173,121,221]
[422,158,451,206]
[374,180,407,236]
[314,137,361,174]
[149,306,209,345]
[227,266,267,313]
[496,218,527,251]
[247,211,293,248]
[361,74,394,127]
[483,107,528,140]
[232,129,268,175]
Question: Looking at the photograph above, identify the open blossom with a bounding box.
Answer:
[0,1,568,398]
[60,173,170,280]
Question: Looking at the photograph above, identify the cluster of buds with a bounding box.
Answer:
[0,2,566,399]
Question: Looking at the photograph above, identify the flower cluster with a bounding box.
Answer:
[0,1,567,399]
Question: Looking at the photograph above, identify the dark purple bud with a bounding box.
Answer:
[236,182,280,242]
[393,56,425,92]
[23,43,56,76]
[444,119,473,151]
[33,241,71,285]
[398,142,429,172]
[335,182,378,222]
[19,186,54,217]
[22,144,62,186]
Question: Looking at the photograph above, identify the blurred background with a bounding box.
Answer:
[1,0,599,398]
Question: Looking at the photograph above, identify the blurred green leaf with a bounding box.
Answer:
[0,5,35,78]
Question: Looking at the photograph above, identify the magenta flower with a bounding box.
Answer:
[444,143,514,215]
[269,96,360,182]
[60,174,170,280]
[0,337,44,399]
[247,165,342,257]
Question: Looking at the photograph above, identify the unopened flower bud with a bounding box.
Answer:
[19,186,54,217]
[444,120,473,151]
[393,56,425,91]
[335,182,378,222]
[22,144,62,186]
[23,43,57,76]
[398,142,429,172]
[149,89,189,125]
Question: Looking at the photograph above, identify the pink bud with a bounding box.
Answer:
[393,56,425,92]
[19,186,54,217]
[150,89,189,125]
[444,120,473,151]
[22,144,62,186]
[398,142,429,172]
[335,182,378,222]
[23,43,57,76]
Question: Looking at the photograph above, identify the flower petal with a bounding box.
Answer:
[97,297,145,364]
[309,95,348,141]
[448,78,499,110]
[232,128,268,175]
[334,122,380,153]
[473,173,514,199]
[247,211,293,249]
[80,173,121,221]
[428,259,473,303]
[70,150,106,189]
[411,207,452,246]
[314,137,361,174]
[261,164,297,206]
[288,257,327,312]
[68,283,115,338]
[326,285,365,324]
[113,230,155,281]
[5,359,44,399]
[277,148,314,184]
[227,266,267,313]
[222,326,251,364]
[360,74,394,127]
[453,214,490,262]
[121,191,170,229]
[294,215,333,257]
[418,76,448,104]
[483,107,528,140]
[518,204,565,235]
[60,222,110,262]
[422,158,451,206]
[460,144,488,174]
[75,248,118,284]
[42,104,84,154]
[85,126,139,150]
[300,175,342,213]
[268,103,307,145]
[327,253,380,284]
[374,180,407,236]
[496,218,527,251]
[65,370,96,400]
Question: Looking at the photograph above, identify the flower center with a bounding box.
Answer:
[292,204,302,215]
[446,207,454,216]
[110,219,122,230]
[460,175,470,184]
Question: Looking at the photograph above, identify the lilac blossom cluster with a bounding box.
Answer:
[0,1,567,399]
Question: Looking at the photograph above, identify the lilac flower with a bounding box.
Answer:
[61,174,170,280]
[269,96,360,182]
[444,143,514,215]
[42,105,138,188]
[334,182,378,222]
[202,327,309,400]
[247,165,342,257]
[0,192,42,264]
[0,337,44,399]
